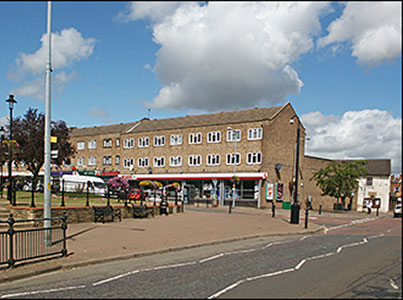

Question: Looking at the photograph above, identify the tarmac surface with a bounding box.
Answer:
[0,204,384,284]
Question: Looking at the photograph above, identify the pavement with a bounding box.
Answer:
[0,204,385,284]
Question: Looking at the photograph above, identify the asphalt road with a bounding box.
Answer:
[0,216,401,299]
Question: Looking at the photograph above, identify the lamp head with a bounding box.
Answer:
[6,95,17,109]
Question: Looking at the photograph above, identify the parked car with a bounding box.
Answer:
[393,203,402,218]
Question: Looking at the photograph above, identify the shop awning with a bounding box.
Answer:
[119,172,267,181]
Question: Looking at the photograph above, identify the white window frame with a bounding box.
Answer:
[207,131,221,143]
[103,138,112,148]
[153,157,165,167]
[226,153,241,165]
[115,155,120,165]
[227,129,241,142]
[124,138,134,149]
[138,137,149,148]
[154,136,166,147]
[170,134,183,146]
[207,154,220,166]
[77,157,85,166]
[88,156,97,166]
[103,156,112,165]
[77,141,85,150]
[246,152,262,165]
[123,157,134,169]
[116,138,120,147]
[189,133,202,144]
[188,155,202,166]
[169,156,182,167]
[88,139,97,149]
[138,157,149,168]
[248,128,263,140]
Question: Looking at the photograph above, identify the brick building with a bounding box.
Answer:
[68,102,306,208]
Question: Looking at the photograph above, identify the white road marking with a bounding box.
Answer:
[389,278,399,290]
[0,285,86,298]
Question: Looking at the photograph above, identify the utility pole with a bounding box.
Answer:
[44,1,52,245]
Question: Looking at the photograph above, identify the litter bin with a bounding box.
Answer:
[282,201,291,210]
[160,199,169,215]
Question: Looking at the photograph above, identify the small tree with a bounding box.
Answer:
[311,160,368,209]
[12,108,76,196]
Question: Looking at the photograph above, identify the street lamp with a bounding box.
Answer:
[290,117,300,224]
[228,127,238,213]
[0,126,5,198]
[6,95,17,206]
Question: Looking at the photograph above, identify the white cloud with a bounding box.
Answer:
[125,2,330,111]
[118,2,182,23]
[318,2,402,68]
[86,108,109,118]
[10,71,78,101]
[301,109,402,173]
[8,27,96,100]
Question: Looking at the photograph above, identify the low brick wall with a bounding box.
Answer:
[8,203,182,227]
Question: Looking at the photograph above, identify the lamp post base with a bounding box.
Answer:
[290,203,300,224]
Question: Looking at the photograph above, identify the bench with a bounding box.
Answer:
[93,206,122,223]
[131,202,155,218]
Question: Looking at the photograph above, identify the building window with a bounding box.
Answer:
[227,129,241,142]
[207,131,221,143]
[103,156,112,165]
[366,177,373,186]
[207,154,220,166]
[103,138,112,148]
[154,136,165,147]
[153,157,165,167]
[77,157,84,166]
[170,134,182,146]
[115,155,120,165]
[138,137,149,148]
[77,141,85,150]
[189,133,202,144]
[188,155,202,166]
[170,156,182,167]
[138,157,149,168]
[247,152,262,164]
[124,138,134,149]
[88,140,97,149]
[248,128,263,140]
[88,156,97,166]
[123,157,134,169]
[116,138,120,147]
[226,153,240,165]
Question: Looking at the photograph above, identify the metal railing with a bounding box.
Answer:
[0,213,67,268]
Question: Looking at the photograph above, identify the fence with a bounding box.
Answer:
[0,214,67,268]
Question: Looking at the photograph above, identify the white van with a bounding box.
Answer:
[61,175,108,196]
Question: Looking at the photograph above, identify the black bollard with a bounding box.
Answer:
[228,200,232,214]
[305,209,309,229]
[319,205,322,215]
[272,203,276,218]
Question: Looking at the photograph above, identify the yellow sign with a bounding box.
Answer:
[50,136,57,143]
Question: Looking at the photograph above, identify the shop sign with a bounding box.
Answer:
[276,183,284,201]
[266,182,274,201]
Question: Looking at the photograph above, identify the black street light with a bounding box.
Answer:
[290,118,300,224]
[0,126,5,199]
[6,95,17,206]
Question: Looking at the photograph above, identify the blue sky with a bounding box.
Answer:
[0,2,401,173]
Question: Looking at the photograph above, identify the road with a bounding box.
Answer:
[0,214,401,299]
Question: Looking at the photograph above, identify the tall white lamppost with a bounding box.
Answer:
[44,1,53,245]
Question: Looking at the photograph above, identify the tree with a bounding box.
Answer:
[12,108,76,194]
[311,160,368,209]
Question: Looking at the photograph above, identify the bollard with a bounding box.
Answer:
[272,203,276,218]
[319,205,322,215]
[228,200,232,214]
[305,209,309,229]
[376,207,379,216]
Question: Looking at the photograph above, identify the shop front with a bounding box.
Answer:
[119,172,267,208]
